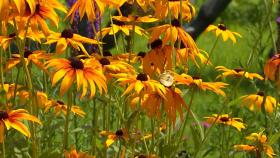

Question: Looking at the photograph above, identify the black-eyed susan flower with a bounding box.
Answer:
[175,74,228,96]
[64,146,95,158]
[114,73,166,97]
[24,0,67,35]
[6,50,50,72]
[98,57,135,76]
[45,29,99,55]
[176,48,209,67]
[204,114,246,131]
[234,131,276,158]
[143,39,172,77]
[112,15,158,23]
[100,129,129,147]
[11,0,36,15]
[149,19,199,55]
[0,33,17,50]
[206,24,242,43]
[154,0,195,21]
[264,54,280,84]
[241,92,277,113]
[98,19,148,37]
[18,90,48,107]
[216,66,264,80]
[0,109,42,142]
[46,57,107,98]
[44,100,86,117]
[66,0,105,23]
[131,88,188,125]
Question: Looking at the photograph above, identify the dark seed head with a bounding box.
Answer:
[115,129,124,137]
[257,91,265,96]
[220,117,229,122]
[8,33,16,38]
[271,54,280,61]
[99,58,110,66]
[171,19,180,27]
[68,57,84,69]
[61,29,74,39]
[137,52,146,58]
[150,39,162,49]
[218,24,227,31]
[24,50,33,58]
[57,100,65,105]
[103,51,112,57]
[136,73,148,81]
[137,155,147,158]
[0,111,9,120]
[113,20,125,26]
[234,68,244,73]
[35,4,40,13]
[192,76,201,80]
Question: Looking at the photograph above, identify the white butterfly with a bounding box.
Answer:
[159,71,174,87]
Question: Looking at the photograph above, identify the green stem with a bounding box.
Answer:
[174,88,196,153]
[63,90,73,151]
[200,37,219,74]
[0,49,4,88]
[92,99,97,155]
[109,13,119,53]
[2,140,5,158]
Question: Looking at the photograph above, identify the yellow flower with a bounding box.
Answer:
[131,88,188,125]
[234,131,276,158]
[46,57,107,98]
[64,146,95,158]
[45,29,99,55]
[0,33,17,50]
[98,19,148,37]
[112,15,158,23]
[0,83,22,101]
[204,114,246,131]
[0,109,42,143]
[143,39,173,77]
[44,100,86,117]
[114,73,166,97]
[206,24,242,43]
[175,74,228,96]
[216,66,264,80]
[100,129,129,147]
[24,0,67,36]
[66,0,105,23]
[18,90,48,107]
[264,54,280,84]
[149,19,199,55]
[154,0,195,21]
[6,50,50,72]
[241,92,277,113]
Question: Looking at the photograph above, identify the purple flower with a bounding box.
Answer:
[276,17,280,24]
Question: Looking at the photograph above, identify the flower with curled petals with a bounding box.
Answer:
[0,109,42,143]
[46,57,107,98]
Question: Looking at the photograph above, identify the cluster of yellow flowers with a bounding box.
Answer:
[0,0,278,157]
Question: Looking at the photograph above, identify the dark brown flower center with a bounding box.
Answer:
[57,100,65,105]
[257,91,264,96]
[192,76,201,80]
[61,29,74,39]
[220,117,229,122]
[113,20,125,26]
[99,58,110,66]
[8,33,16,38]
[35,4,40,13]
[24,50,33,58]
[171,19,181,27]
[115,129,124,137]
[218,24,227,31]
[271,54,280,61]
[103,51,112,57]
[150,39,162,49]
[0,111,9,120]
[69,57,84,69]
[136,73,148,81]
[137,52,146,58]
[234,68,244,73]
